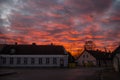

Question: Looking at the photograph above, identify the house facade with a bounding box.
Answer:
[0,44,68,67]
[113,45,120,72]
[113,54,120,72]
[76,50,97,66]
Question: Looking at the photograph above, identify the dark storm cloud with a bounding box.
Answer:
[92,0,113,12]
[12,16,35,28]
[65,0,113,14]
[0,0,8,3]
[0,0,10,3]
[0,19,3,26]
[100,0,120,41]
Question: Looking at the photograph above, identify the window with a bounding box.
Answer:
[46,58,50,64]
[24,57,28,64]
[10,57,14,64]
[60,58,64,67]
[53,58,57,64]
[17,57,21,64]
[31,58,35,64]
[1,57,6,64]
[60,58,64,64]
[39,58,42,64]
[83,55,85,58]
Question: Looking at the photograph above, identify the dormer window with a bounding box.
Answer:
[10,49,16,54]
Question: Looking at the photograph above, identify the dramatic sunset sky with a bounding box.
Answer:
[0,0,120,55]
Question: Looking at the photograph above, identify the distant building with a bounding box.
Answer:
[67,52,76,68]
[76,50,97,66]
[76,50,112,67]
[67,52,75,63]
[0,43,68,67]
[113,45,120,72]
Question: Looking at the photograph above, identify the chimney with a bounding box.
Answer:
[51,43,54,46]
[15,42,18,45]
[32,43,36,45]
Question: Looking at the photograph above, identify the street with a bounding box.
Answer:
[1,67,120,80]
[0,68,103,80]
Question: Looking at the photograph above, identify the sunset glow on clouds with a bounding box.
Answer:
[0,0,120,55]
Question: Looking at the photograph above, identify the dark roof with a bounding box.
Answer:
[78,50,112,60]
[113,45,120,54]
[67,52,75,62]
[0,44,67,55]
[87,50,112,60]
[112,45,120,58]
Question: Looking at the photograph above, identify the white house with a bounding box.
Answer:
[113,54,120,72]
[76,50,97,66]
[113,45,120,72]
[0,44,68,67]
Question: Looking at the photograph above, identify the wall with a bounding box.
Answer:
[113,54,120,72]
[0,55,68,67]
[77,51,97,66]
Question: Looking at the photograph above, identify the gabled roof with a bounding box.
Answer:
[113,45,120,54]
[87,50,112,60]
[112,45,120,58]
[0,44,67,55]
[77,50,112,60]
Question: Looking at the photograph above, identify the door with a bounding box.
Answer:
[60,59,64,67]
